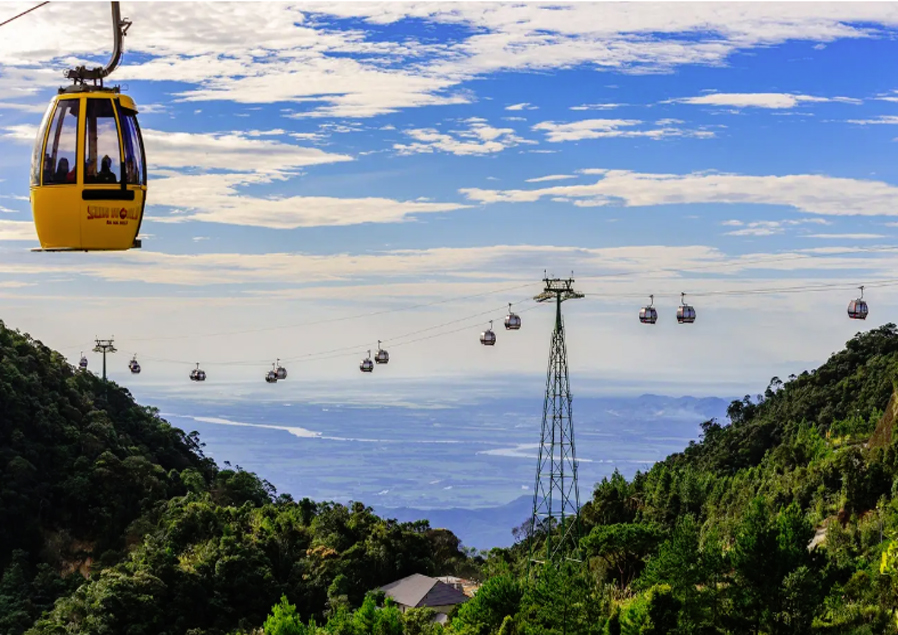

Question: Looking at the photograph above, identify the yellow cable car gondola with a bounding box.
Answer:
[30,2,146,251]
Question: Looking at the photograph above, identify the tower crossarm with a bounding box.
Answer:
[533,277,584,303]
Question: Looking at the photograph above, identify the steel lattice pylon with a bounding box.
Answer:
[529,276,583,569]
[93,337,116,382]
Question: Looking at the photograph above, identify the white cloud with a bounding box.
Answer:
[723,218,830,237]
[571,103,624,111]
[0,220,38,242]
[533,118,639,142]
[149,172,470,228]
[143,128,353,174]
[666,92,862,109]
[525,175,577,183]
[506,102,538,111]
[846,116,898,125]
[0,124,37,143]
[460,168,898,217]
[802,233,887,239]
[136,103,169,115]
[725,221,785,237]
[394,119,536,156]
[289,132,328,143]
[531,118,714,142]
[0,101,48,113]
[244,129,287,137]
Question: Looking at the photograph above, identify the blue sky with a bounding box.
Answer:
[1,1,898,397]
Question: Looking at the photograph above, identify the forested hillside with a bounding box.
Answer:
[7,319,898,634]
[0,322,473,634]
[250,325,898,635]
[479,323,898,634]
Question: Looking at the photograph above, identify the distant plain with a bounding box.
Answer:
[138,389,730,549]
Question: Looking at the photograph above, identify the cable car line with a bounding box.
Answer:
[96,245,898,347]
[379,299,535,345]
[48,244,898,347]
[0,1,49,29]
[52,270,894,355]
[42,246,898,352]
[695,279,898,297]
[121,281,541,343]
[49,288,537,352]
[126,299,538,368]
[579,277,898,300]
[53,273,895,374]
[123,302,543,369]
[66,271,880,379]
[319,304,544,357]
[296,303,541,357]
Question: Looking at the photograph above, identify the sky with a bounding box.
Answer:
[1,1,898,399]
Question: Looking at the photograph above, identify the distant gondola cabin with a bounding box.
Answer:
[640,295,657,324]
[848,299,868,320]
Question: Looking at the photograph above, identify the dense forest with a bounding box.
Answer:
[4,320,898,633]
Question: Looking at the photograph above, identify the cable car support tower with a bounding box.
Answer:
[93,337,116,382]
[529,275,584,571]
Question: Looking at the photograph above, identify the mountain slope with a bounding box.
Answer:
[0,322,473,635]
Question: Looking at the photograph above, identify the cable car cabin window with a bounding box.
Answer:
[42,100,80,186]
[30,101,55,186]
[84,99,122,185]
[118,107,145,185]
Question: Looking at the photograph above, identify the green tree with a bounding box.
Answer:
[516,563,605,635]
[731,498,780,633]
[352,594,378,635]
[264,595,312,635]
[373,599,404,635]
[581,523,664,588]
[450,574,523,635]
[403,607,443,635]
[0,551,33,634]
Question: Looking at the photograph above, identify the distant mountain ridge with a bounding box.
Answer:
[376,495,534,552]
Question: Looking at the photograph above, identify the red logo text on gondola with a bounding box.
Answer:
[86,206,139,226]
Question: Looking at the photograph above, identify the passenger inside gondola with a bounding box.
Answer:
[96,155,116,183]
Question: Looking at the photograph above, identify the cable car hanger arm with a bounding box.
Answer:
[65,2,131,83]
